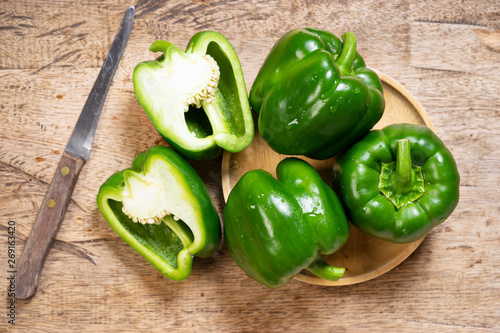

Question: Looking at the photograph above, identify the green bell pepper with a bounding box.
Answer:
[133,31,254,159]
[224,158,350,288]
[250,28,385,159]
[333,124,460,243]
[96,145,221,280]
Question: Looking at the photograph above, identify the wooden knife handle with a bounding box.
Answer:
[16,152,84,299]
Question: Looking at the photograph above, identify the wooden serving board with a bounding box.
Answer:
[222,71,434,285]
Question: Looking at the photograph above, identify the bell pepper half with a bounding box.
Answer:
[224,158,350,288]
[96,145,221,281]
[333,124,460,243]
[250,28,385,159]
[133,31,254,160]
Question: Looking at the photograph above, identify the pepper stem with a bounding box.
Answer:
[305,256,345,281]
[336,32,357,76]
[395,139,412,192]
[378,139,425,209]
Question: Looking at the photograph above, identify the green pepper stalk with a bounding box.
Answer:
[395,139,412,190]
[133,31,254,160]
[224,158,350,288]
[334,124,460,243]
[337,32,357,76]
[378,138,426,209]
[250,28,385,159]
[97,146,221,280]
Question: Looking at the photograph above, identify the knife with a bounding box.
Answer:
[16,6,135,299]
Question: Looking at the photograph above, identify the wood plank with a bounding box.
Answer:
[0,0,499,331]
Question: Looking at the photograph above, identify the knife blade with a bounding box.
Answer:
[16,6,135,299]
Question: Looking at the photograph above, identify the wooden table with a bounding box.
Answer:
[1,0,498,331]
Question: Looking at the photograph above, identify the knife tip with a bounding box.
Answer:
[124,5,135,22]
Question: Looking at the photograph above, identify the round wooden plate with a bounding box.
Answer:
[221,71,434,286]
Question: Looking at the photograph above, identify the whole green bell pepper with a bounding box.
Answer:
[96,145,221,280]
[250,28,385,159]
[333,124,460,243]
[133,31,254,160]
[224,158,350,288]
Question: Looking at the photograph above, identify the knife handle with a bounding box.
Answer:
[16,152,84,299]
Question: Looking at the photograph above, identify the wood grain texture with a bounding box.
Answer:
[0,0,499,331]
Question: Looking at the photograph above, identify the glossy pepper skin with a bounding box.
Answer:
[96,146,221,281]
[224,158,350,288]
[250,28,385,159]
[333,124,460,243]
[133,31,254,160]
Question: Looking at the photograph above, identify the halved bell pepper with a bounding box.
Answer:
[224,158,350,288]
[96,145,221,280]
[250,28,385,159]
[333,124,460,243]
[133,31,254,159]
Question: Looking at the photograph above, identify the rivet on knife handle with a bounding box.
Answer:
[16,6,135,299]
